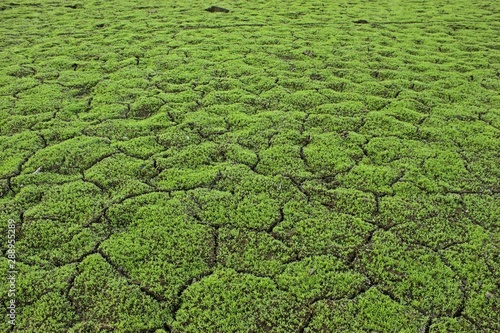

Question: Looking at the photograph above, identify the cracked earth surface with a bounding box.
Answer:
[1,0,499,332]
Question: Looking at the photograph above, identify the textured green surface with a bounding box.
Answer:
[1,0,499,332]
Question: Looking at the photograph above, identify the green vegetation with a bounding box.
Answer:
[1,0,499,332]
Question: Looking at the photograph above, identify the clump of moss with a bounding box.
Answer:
[274,200,374,260]
[18,181,107,265]
[173,268,307,333]
[0,131,44,178]
[218,227,294,276]
[69,254,169,332]
[276,255,369,303]
[22,136,115,175]
[357,231,463,316]
[308,288,425,332]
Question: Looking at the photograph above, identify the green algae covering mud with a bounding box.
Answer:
[1,0,499,332]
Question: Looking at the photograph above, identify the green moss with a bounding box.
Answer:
[0,74,38,96]
[0,112,54,136]
[256,144,309,177]
[224,143,259,167]
[173,268,307,333]
[78,104,128,121]
[429,317,476,333]
[231,191,281,229]
[84,153,153,199]
[276,255,368,303]
[1,0,499,330]
[305,114,363,134]
[83,118,155,140]
[128,96,164,119]
[154,164,223,191]
[439,225,499,331]
[182,188,236,226]
[0,261,78,332]
[360,111,418,138]
[337,163,402,195]
[13,84,66,115]
[23,136,115,175]
[275,200,374,260]
[101,197,212,310]
[282,90,330,111]
[313,101,366,117]
[320,187,377,219]
[18,181,106,265]
[218,227,294,276]
[69,254,168,332]
[56,70,102,96]
[111,135,164,160]
[162,142,219,168]
[358,231,463,316]
[0,131,44,177]
[304,132,362,175]
[33,118,89,144]
[308,288,425,332]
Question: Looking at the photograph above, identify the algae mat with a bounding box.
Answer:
[1,0,499,332]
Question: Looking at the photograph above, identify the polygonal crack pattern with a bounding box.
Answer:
[1,0,499,332]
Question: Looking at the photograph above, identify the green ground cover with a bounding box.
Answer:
[1,0,499,332]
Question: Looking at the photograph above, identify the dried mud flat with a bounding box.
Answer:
[0,0,499,332]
